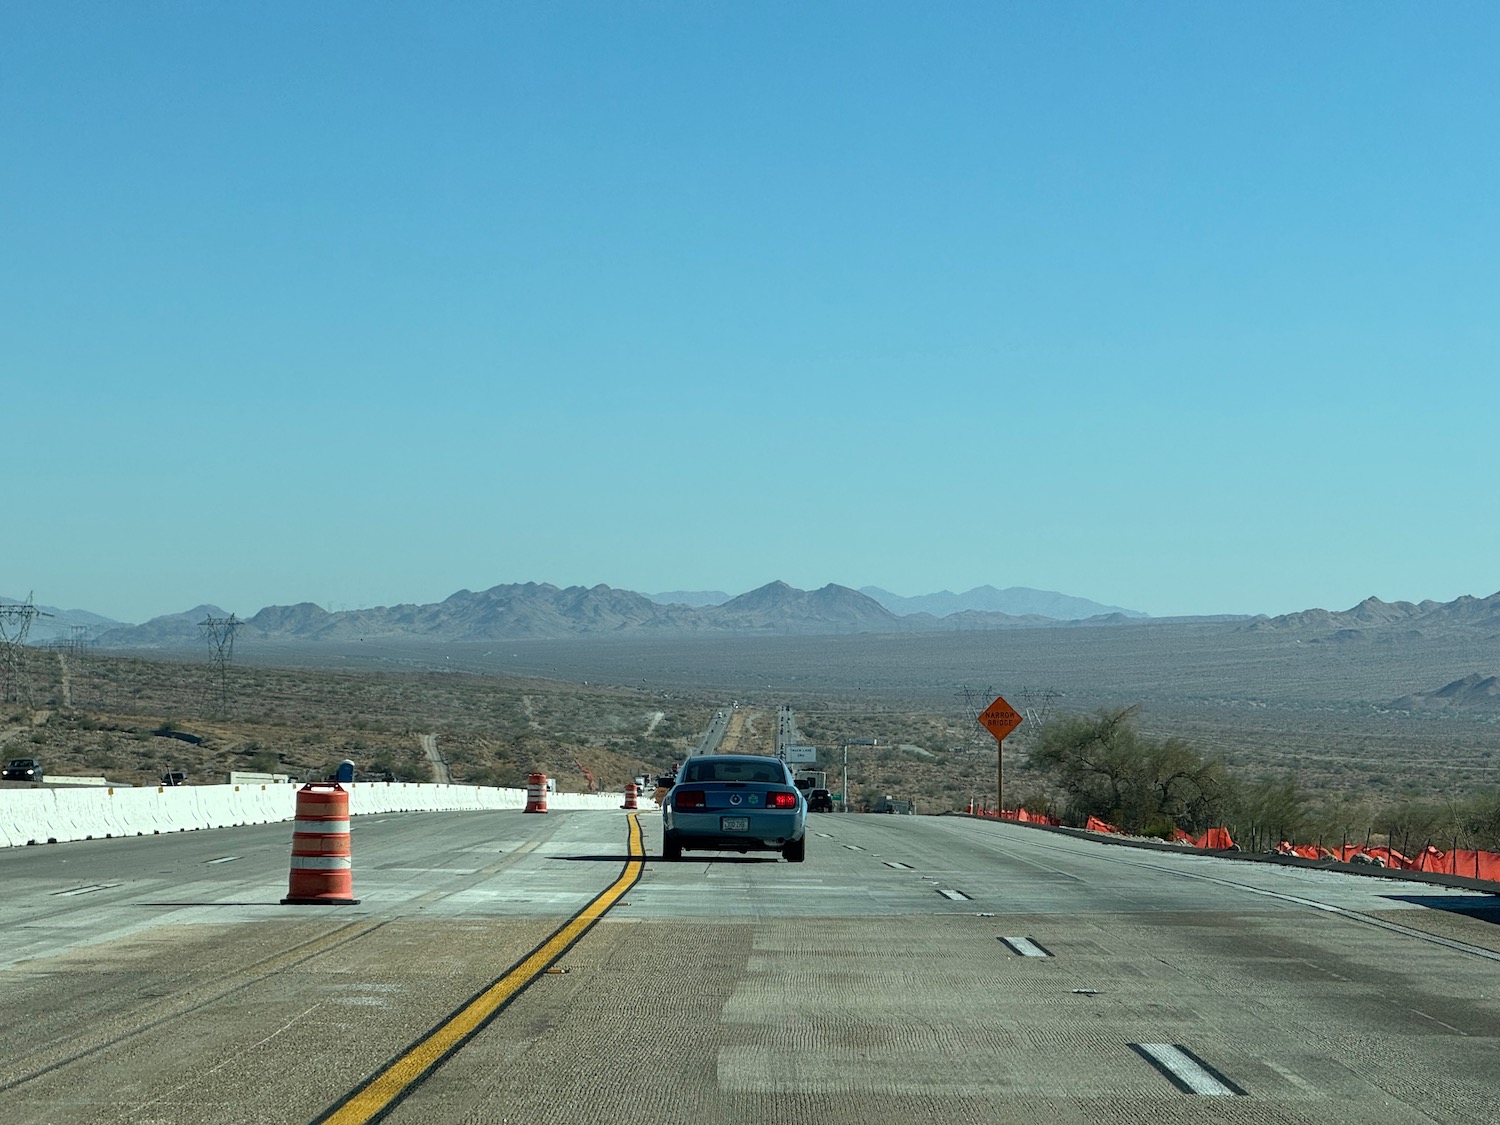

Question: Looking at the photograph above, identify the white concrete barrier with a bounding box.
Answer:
[0,782,656,848]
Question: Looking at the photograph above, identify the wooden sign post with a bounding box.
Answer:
[977,695,1023,817]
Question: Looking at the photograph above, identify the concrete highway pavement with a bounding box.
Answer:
[1,809,1497,1123]
[693,707,732,756]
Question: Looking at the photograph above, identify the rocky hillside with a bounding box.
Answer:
[1392,673,1500,711]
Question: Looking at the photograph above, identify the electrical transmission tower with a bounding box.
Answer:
[1015,686,1062,729]
[199,613,241,714]
[954,684,996,722]
[954,684,997,750]
[0,593,51,705]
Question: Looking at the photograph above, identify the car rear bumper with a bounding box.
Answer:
[666,809,804,850]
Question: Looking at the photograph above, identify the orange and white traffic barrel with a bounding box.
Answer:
[524,773,548,813]
[281,782,360,905]
[622,782,638,810]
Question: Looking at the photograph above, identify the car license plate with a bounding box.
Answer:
[721,816,750,831]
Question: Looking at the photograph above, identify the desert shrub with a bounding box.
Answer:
[1027,706,1227,833]
[1140,814,1180,840]
[1463,791,1500,849]
[1223,776,1308,850]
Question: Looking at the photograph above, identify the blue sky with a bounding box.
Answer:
[4,2,1497,623]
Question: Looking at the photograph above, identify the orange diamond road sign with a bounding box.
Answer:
[978,695,1023,740]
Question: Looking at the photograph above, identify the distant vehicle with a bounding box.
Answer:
[3,757,42,783]
[808,788,833,813]
[161,770,187,786]
[661,754,807,862]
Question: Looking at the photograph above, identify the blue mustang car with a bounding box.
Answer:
[661,753,808,862]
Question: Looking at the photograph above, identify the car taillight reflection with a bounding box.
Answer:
[769,791,798,809]
[675,790,706,809]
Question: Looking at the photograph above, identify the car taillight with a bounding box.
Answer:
[769,791,798,809]
[675,790,705,809]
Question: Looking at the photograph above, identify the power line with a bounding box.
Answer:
[1015,686,1063,731]
[199,613,241,714]
[0,593,51,705]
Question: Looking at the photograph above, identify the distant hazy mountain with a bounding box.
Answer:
[1250,592,1500,636]
[0,597,122,644]
[262,584,702,642]
[94,604,233,647]
[701,581,900,634]
[645,590,732,607]
[66,583,1500,649]
[93,582,931,646]
[860,585,1147,621]
[76,579,1180,648]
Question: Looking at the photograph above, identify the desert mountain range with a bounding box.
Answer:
[1252,593,1500,637]
[644,585,1146,620]
[6,585,1499,648]
[91,581,1087,646]
[7,581,1142,647]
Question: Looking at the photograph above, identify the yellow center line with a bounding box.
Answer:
[318,813,645,1125]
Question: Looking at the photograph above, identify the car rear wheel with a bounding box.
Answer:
[783,836,805,863]
[662,831,683,861]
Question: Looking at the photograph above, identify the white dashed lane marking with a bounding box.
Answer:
[998,936,1050,957]
[49,884,122,897]
[1130,1044,1245,1096]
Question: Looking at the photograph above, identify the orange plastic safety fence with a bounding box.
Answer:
[1077,819,1231,847]
[1409,847,1500,881]
[1276,841,1327,860]
[1262,842,1500,883]
[1063,819,1500,886]
[1193,827,1236,850]
[974,806,1061,826]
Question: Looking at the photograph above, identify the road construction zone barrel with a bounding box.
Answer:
[622,782,638,810]
[281,782,360,905]
[524,773,549,813]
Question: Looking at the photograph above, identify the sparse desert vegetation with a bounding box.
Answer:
[1,649,709,793]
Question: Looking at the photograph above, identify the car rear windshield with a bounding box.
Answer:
[682,760,782,784]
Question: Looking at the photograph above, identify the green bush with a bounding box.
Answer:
[1140,815,1179,840]
[1027,706,1226,833]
